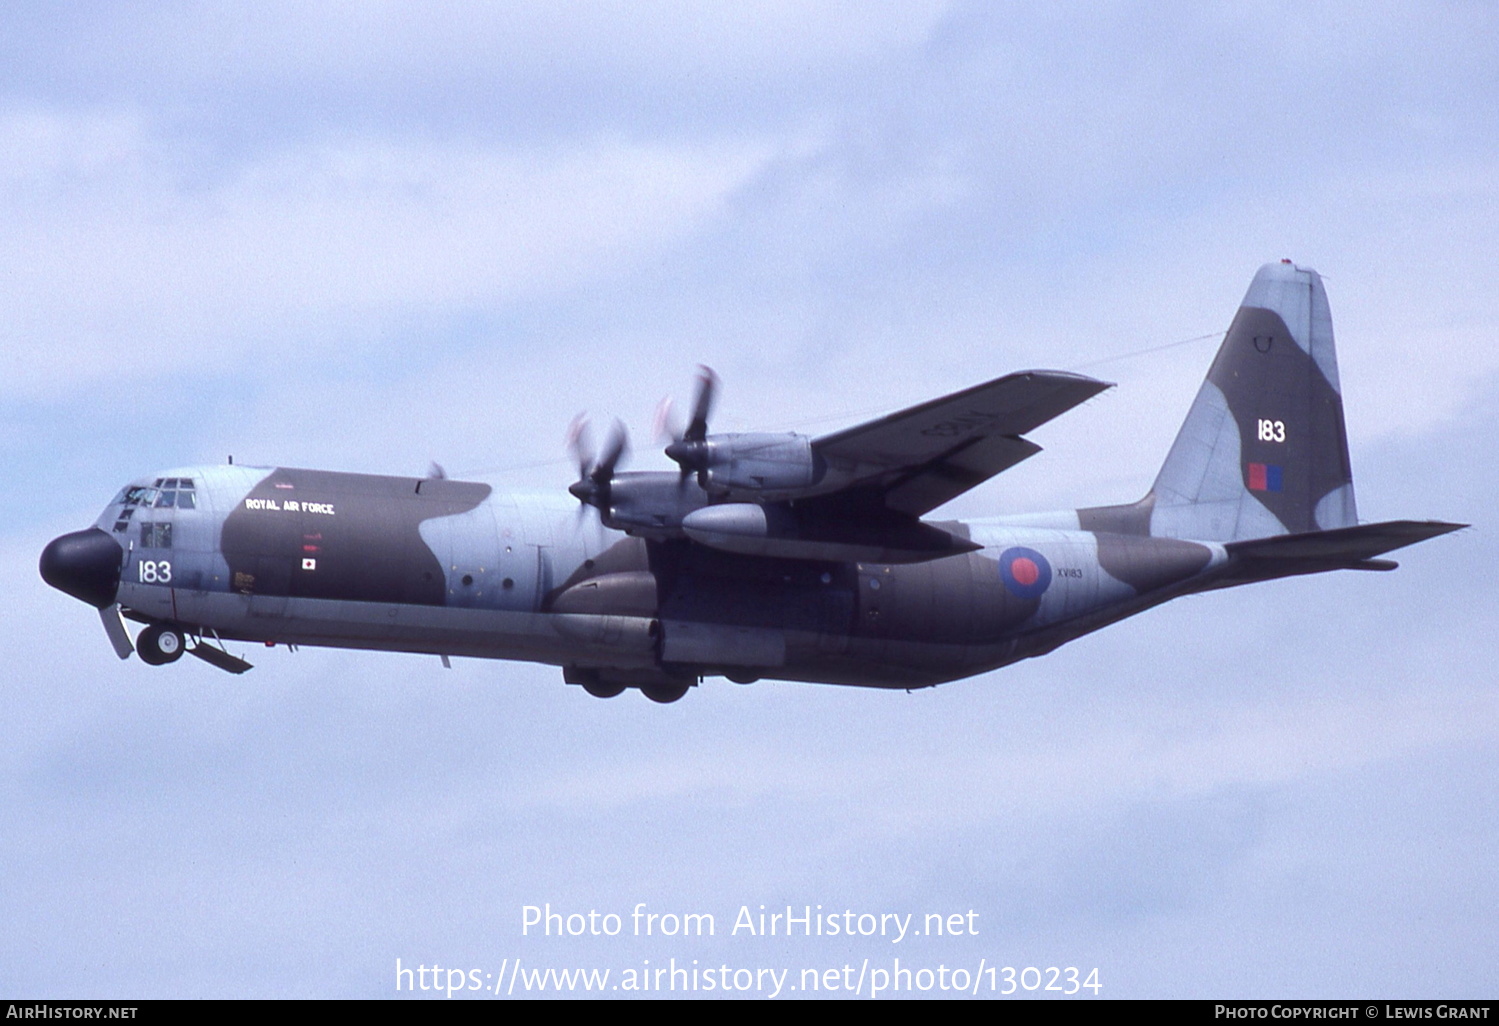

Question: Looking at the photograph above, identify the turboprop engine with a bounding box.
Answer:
[667,432,820,498]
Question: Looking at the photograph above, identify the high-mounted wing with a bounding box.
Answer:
[808,370,1111,515]
[593,366,1111,563]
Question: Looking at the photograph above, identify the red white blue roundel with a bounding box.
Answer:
[999,547,1052,600]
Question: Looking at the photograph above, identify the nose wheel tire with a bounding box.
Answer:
[137,624,186,666]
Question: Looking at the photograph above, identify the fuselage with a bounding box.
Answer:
[46,462,1228,692]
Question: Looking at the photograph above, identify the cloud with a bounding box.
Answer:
[0,110,776,400]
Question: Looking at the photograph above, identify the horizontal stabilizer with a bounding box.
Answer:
[1227,519,1465,561]
[1213,519,1465,585]
[1008,520,1462,668]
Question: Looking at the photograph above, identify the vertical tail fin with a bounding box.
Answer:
[1143,262,1358,542]
[1151,261,1357,540]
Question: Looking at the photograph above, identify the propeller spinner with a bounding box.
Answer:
[567,416,629,517]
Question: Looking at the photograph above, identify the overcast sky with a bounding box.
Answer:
[3,1,1496,999]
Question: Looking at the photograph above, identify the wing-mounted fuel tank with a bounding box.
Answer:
[681,502,980,564]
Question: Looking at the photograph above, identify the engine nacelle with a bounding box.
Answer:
[700,433,819,496]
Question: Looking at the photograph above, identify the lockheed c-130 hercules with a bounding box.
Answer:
[41,262,1462,702]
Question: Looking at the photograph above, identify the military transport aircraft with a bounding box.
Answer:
[41,262,1462,702]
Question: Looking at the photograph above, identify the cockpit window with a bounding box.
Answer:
[150,479,197,510]
[120,479,196,520]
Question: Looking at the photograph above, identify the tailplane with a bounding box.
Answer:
[1208,519,1464,587]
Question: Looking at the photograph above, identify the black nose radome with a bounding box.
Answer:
[40,528,125,609]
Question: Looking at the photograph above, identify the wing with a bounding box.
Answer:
[808,370,1111,515]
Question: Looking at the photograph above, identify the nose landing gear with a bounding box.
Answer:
[136,624,186,665]
[130,622,254,674]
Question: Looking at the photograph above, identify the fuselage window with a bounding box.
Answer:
[139,522,172,548]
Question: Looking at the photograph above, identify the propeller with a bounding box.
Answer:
[662,365,718,487]
[567,415,629,519]
[99,604,134,660]
[566,413,593,478]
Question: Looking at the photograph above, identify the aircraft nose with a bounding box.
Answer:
[39,528,125,608]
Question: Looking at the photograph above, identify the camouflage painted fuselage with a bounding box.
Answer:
[45,262,1461,696]
[93,463,1226,689]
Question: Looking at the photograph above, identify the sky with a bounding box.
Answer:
[3,0,1496,1000]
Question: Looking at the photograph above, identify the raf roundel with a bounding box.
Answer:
[999,546,1052,600]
